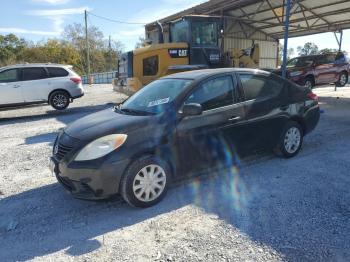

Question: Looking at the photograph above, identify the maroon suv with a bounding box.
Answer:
[274,52,349,89]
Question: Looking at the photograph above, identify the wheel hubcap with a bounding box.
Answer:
[53,94,67,108]
[305,80,312,89]
[284,127,301,154]
[132,164,166,202]
[340,74,347,85]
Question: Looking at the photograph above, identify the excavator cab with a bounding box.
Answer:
[169,15,222,68]
[114,15,224,94]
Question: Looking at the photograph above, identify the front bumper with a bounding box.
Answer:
[50,156,130,200]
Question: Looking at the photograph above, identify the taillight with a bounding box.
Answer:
[70,77,81,84]
[307,92,318,101]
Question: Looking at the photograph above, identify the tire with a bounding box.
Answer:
[303,77,314,89]
[336,72,348,87]
[120,156,171,208]
[49,91,70,110]
[274,121,303,158]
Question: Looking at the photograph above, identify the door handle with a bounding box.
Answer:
[280,105,289,111]
[228,116,241,122]
[13,84,20,88]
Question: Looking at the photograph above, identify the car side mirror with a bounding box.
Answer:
[181,103,203,117]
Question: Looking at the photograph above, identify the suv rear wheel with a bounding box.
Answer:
[275,121,303,158]
[49,91,70,110]
[120,156,171,208]
[336,72,348,87]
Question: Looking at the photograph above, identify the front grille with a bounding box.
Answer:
[56,142,73,160]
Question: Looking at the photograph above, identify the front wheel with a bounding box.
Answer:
[275,121,303,158]
[120,156,171,208]
[49,91,70,110]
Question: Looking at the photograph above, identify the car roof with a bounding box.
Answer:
[162,68,271,80]
[292,52,342,59]
[0,63,72,71]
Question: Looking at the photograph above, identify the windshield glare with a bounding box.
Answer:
[121,79,193,114]
[287,57,314,68]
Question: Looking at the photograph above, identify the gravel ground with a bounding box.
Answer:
[0,84,349,262]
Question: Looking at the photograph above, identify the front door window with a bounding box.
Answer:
[185,75,234,110]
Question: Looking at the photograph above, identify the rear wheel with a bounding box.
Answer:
[49,91,70,110]
[336,72,348,87]
[275,121,303,158]
[120,156,170,208]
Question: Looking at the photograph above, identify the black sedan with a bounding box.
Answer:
[50,68,320,207]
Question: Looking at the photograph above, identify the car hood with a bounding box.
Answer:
[64,108,152,141]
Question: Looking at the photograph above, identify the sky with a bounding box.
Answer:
[0,0,349,55]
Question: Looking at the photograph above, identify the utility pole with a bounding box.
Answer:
[84,10,91,82]
[108,35,112,71]
[282,0,292,79]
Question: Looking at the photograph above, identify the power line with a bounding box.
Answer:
[87,11,147,25]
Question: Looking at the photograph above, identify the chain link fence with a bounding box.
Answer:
[82,71,117,84]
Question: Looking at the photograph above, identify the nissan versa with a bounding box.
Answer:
[50,68,320,207]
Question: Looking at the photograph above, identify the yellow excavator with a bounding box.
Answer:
[231,43,259,69]
[113,15,259,94]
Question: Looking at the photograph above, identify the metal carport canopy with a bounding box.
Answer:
[151,0,350,40]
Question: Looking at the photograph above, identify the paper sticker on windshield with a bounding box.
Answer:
[148,98,170,107]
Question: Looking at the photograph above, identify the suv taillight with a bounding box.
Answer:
[307,92,318,101]
[70,77,81,84]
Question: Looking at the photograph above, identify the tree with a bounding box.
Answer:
[297,42,319,56]
[0,34,27,66]
[0,24,124,75]
[135,36,148,49]
[318,48,348,55]
[62,23,124,74]
[103,38,124,71]
[17,39,83,73]
[279,44,294,65]
[318,48,338,54]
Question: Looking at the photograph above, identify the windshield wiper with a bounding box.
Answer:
[119,108,155,115]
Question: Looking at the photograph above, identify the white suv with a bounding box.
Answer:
[0,63,84,110]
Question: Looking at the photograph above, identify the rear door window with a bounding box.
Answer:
[47,67,69,78]
[22,67,48,81]
[0,69,18,83]
[238,73,283,101]
[316,55,328,65]
[185,75,235,111]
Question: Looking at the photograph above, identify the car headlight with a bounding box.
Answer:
[290,71,303,77]
[75,134,127,161]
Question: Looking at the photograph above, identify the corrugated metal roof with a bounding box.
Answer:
[146,0,350,39]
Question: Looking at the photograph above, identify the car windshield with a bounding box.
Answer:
[119,79,193,115]
[286,57,314,68]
